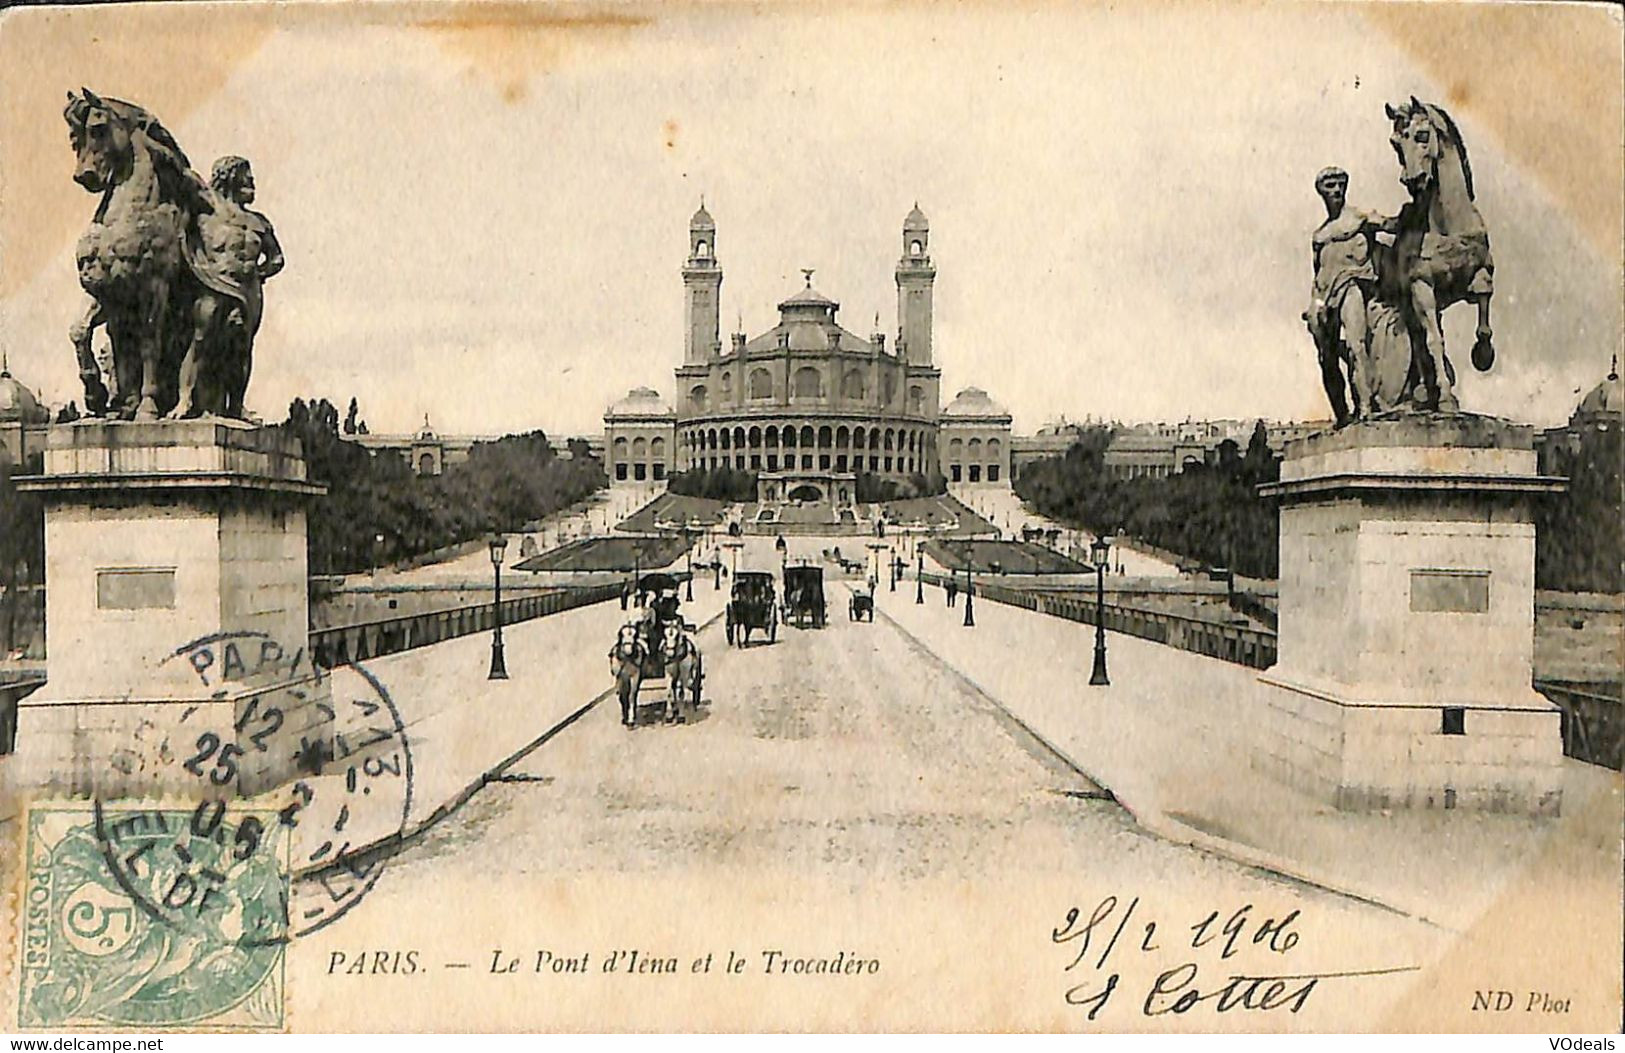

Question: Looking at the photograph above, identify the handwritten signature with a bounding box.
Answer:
[1051,895,1417,1020]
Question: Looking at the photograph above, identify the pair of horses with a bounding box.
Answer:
[609,621,702,727]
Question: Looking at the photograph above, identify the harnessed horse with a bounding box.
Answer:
[608,625,646,727]
[661,623,701,725]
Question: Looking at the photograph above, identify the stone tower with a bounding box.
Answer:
[684,202,722,365]
[896,203,936,366]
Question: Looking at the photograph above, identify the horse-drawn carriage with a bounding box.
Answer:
[782,564,827,629]
[608,574,703,727]
[849,588,874,622]
[726,571,777,646]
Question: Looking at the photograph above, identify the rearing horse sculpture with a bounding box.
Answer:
[64,89,269,422]
[1379,97,1496,413]
[64,89,206,420]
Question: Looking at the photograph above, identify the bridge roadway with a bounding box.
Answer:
[292,538,1440,1030]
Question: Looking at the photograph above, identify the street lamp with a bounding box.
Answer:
[963,554,975,627]
[915,550,925,605]
[684,525,695,601]
[488,535,509,680]
[1089,534,1111,686]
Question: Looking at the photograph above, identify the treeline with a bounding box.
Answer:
[0,451,45,653]
[666,466,949,504]
[855,470,946,503]
[1018,420,1625,593]
[667,466,759,502]
[280,398,606,575]
[1536,426,1624,594]
[1014,423,1282,578]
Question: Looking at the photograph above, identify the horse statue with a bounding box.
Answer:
[64,89,277,421]
[1373,97,1496,415]
[1307,99,1496,423]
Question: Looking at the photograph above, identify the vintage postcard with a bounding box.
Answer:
[0,0,1620,1035]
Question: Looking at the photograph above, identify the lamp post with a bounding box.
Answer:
[372,532,384,576]
[962,556,975,627]
[488,535,509,680]
[1089,534,1111,686]
[682,524,695,601]
[915,551,925,605]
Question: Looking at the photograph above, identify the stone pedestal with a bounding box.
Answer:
[13,419,328,799]
[1256,414,1567,815]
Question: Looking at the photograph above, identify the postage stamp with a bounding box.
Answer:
[17,801,288,1030]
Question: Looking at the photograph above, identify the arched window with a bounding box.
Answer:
[632,437,648,460]
[987,437,1002,464]
[968,438,983,460]
[948,438,963,462]
[794,367,823,399]
[908,385,925,414]
[418,453,435,476]
[689,385,708,412]
[696,239,710,258]
[818,426,833,448]
[720,372,732,401]
[910,239,924,255]
[612,436,628,462]
[765,425,779,447]
[884,429,895,451]
[784,427,797,448]
[747,426,762,448]
[749,368,773,400]
[842,370,865,399]
[800,425,815,447]
[836,425,849,448]
[882,373,897,404]
[733,427,746,450]
[720,430,731,450]
[651,437,666,464]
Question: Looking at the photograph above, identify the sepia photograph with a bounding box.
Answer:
[0,0,1620,1035]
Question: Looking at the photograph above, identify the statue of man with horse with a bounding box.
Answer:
[63,89,282,421]
[1308,97,1496,425]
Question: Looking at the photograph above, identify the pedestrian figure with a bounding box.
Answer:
[946,579,958,607]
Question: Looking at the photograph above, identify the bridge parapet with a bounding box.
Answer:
[310,582,623,669]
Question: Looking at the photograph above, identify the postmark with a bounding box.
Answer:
[12,630,415,1029]
[150,631,416,939]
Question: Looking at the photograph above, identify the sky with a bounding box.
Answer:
[1,1,1620,436]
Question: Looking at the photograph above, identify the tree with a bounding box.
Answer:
[0,452,45,655]
[343,397,360,436]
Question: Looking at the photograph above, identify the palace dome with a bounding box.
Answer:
[0,361,46,424]
[904,203,929,230]
[690,203,715,231]
[606,386,673,418]
[1573,358,1622,425]
[942,387,1009,420]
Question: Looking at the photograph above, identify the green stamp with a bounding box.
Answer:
[17,802,289,1030]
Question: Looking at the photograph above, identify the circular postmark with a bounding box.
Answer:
[94,630,415,943]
